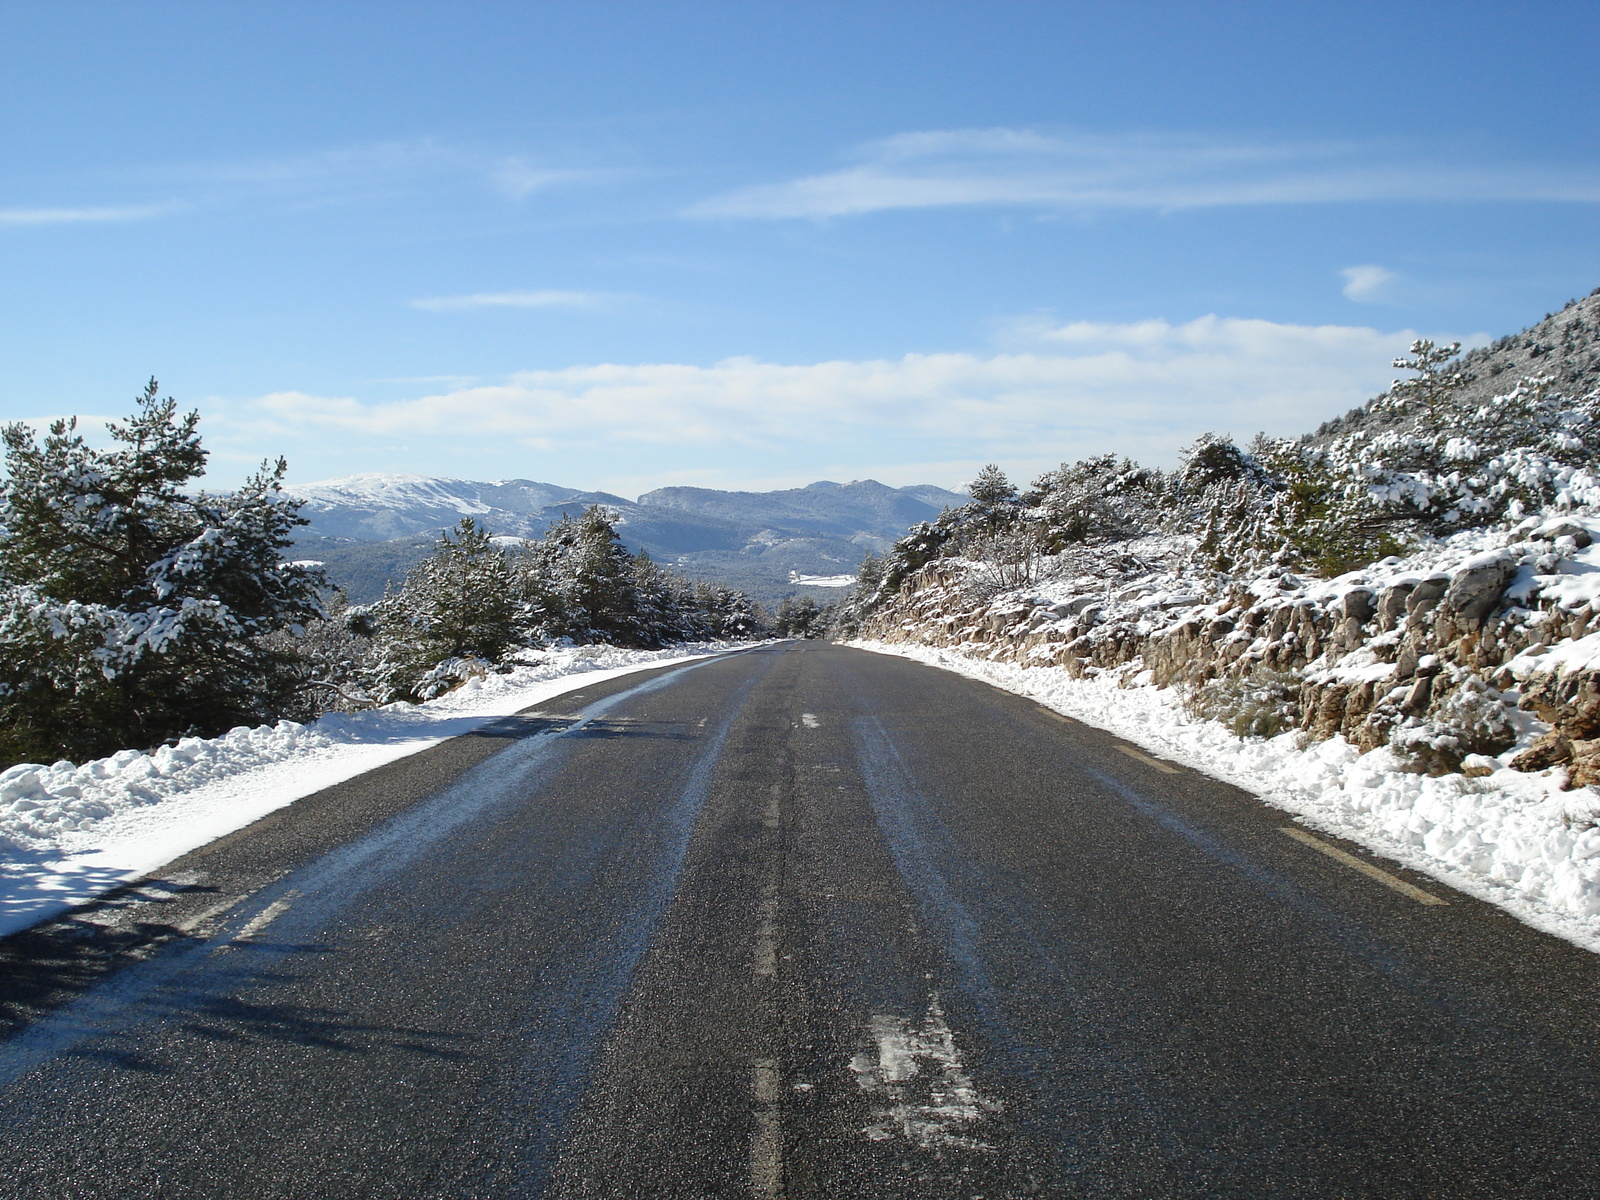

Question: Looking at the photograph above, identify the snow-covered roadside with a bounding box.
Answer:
[852,639,1600,954]
[0,642,755,938]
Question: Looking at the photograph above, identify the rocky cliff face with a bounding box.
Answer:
[862,515,1600,786]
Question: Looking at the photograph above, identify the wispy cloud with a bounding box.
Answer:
[233,316,1420,474]
[0,203,174,225]
[1341,264,1397,301]
[5,141,619,233]
[492,158,620,200]
[687,127,1600,219]
[409,290,616,312]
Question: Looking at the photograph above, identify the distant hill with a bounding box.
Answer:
[285,473,966,605]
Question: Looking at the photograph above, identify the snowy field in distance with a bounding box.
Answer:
[788,572,856,588]
[0,643,751,938]
[853,640,1600,954]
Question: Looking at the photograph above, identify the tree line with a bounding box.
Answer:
[0,384,768,768]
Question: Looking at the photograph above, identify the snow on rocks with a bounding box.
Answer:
[0,641,750,937]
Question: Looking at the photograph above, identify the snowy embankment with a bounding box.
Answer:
[854,639,1600,953]
[0,642,748,938]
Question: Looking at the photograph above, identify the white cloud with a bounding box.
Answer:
[226,316,1419,484]
[410,290,613,312]
[0,204,173,225]
[1341,264,1397,301]
[687,127,1600,220]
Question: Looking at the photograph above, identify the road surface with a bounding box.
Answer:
[2,641,1599,1198]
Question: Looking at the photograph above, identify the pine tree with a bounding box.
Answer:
[1030,454,1159,549]
[694,580,760,640]
[775,596,832,639]
[1378,339,1474,422]
[966,463,1017,507]
[536,506,642,643]
[367,518,525,701]
[0,381,325,765]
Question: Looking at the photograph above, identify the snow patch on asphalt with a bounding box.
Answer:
[853,639,1600,955]
[0,642,752,938]
[850,996,1001,1150]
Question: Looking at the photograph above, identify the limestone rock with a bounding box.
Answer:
[1441,550,1518,626]
[1511,732,1571,772]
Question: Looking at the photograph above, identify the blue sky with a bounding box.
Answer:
[3,1,1598,495]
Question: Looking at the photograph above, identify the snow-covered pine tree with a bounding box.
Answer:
[693,580,760,640]
[1377,339,1474,422]
[366,517,525,701]
[531,506,643,644]
[1175,433,1267,498]
[1029,454,1160,550]
[1327,353,1600,537]
[0,381,325,766]
[774,596,832,639]
[966,462,1017,508]
[629,549,714,647]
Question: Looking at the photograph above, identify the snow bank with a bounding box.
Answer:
[0,642,750,937]
[854,640,1600,954]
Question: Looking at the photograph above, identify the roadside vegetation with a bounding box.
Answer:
[842,326,1600,637]
[840,293,1600,790]
[0,383,762,768]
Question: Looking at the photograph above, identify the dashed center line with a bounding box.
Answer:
[754,882,779,979]
[1279,827,1448,906]
[750,1058,783,1198]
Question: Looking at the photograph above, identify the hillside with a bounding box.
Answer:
[848,289,1600,950]
[1317,287,1600,439]
[287,473,965,604]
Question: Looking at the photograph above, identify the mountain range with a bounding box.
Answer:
[286,474,967,604]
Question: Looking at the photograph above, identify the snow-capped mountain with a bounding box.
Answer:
[287,473,966,603]
[286,473,629,541]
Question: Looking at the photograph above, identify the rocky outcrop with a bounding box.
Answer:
[861,526,1600,780]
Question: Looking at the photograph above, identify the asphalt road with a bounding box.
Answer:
[2,641,1600,1199]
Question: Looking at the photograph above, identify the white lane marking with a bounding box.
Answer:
[849,996,1001,1151]
[223,891,300,947]
[751,1058,783,1198]
[756,782,782,976]
[1279,827,1448,906]
[754,884,779,979]
[752,1057,780,1105]
[1115,744,1181,774]
[174,896,249,934]
[801,713,820,728]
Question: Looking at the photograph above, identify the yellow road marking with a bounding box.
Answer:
[1279,827,1448,906]
[1115,744,1181,774]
